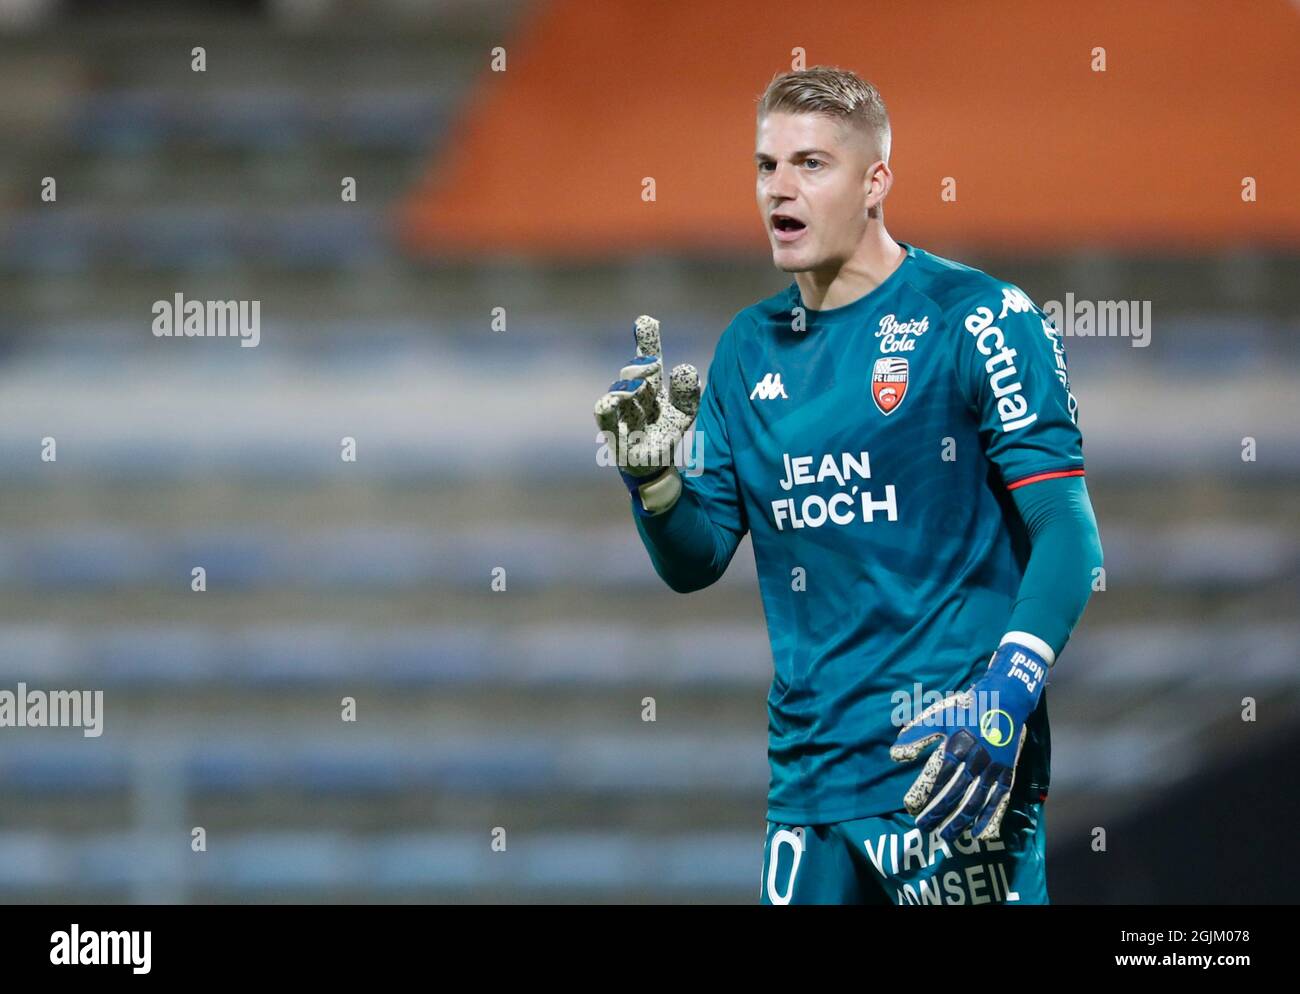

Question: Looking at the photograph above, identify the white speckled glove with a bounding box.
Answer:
[593,315,701,516]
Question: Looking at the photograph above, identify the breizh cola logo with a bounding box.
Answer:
[875,313,929,353]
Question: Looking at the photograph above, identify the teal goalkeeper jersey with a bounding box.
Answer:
[682,242,1085,825]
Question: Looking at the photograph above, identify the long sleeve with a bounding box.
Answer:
[631,318,750,592]
[950,284,1099,662]
[1005,473,1104,659]
[635,487,745,593]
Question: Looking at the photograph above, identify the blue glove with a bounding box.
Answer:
[889,639,1050,843]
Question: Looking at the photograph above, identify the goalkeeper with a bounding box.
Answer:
[594,67,1103,905]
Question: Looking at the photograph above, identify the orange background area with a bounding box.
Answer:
[400,0,1300,258]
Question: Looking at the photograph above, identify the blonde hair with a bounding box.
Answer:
[757,66,891,165]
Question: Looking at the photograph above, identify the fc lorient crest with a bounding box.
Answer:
[871,356,909,415]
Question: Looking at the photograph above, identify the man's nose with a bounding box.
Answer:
[767,162,797,198]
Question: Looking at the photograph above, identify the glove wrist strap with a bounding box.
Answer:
[622,466,681,517]
[636,466,681,515]
[998,631,1057,668]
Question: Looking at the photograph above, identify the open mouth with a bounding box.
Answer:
[771,214,807,242]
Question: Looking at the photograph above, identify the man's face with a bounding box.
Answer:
[755,111,874,273]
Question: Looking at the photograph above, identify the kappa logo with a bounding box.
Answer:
[871,356,909,415]
[750,372,788,400]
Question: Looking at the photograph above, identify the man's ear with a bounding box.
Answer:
[865,160,892,218]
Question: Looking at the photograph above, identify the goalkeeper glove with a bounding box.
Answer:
[593,315,700,517]
[889,637,1051,843]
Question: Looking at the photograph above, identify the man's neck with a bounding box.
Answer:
[795,229,905,311]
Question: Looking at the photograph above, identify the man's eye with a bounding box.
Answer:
[758,162,773,172]
[804,159,822,169]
